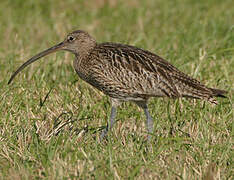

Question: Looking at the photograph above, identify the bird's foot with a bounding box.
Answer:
[99,129,108,142]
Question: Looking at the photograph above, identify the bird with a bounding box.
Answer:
[8,30,227,141]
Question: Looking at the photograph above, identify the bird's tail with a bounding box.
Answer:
[209,88,227,98]
[206,88,227,105]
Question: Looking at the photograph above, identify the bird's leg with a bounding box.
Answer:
[143,107,153,140]
[100,98,121,141]
[135,101,153,141]
[100,106,117,140]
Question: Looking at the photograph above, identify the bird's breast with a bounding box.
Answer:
[73,57,89,81]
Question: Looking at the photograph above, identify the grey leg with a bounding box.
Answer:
[135,101,154,141]
[100,106,117,141]
[143,107,153,140]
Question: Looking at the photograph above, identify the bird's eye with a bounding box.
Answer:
[67,35,75,42]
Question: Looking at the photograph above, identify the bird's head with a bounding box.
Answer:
[8,30,96,84]
[63,30,96,54]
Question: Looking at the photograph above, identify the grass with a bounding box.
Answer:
[0,0,233,179]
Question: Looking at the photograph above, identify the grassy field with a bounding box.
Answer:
[0,0,233,179]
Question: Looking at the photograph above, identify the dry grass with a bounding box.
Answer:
[0,0,233,179]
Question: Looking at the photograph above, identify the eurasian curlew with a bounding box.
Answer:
[8,30,227,141]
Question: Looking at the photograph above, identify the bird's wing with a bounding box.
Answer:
[89,43,215,100]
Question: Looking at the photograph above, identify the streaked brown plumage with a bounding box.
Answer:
[8,30,227,140]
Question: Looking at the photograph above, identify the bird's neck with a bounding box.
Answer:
[73,42,97,81]
[77,40,97,59]
[73,54,89,81]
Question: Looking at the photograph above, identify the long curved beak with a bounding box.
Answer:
[8,42,65,84]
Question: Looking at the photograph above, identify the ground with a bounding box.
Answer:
[0,0,233,179]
